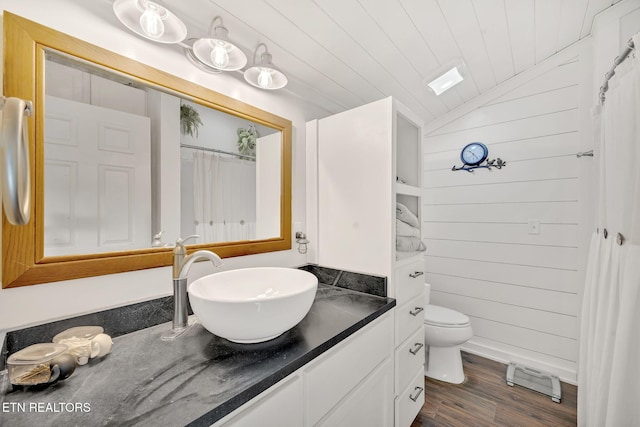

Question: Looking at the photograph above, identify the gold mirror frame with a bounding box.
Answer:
[2,13,292,288]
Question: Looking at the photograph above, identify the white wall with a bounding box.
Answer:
[422,40,592,383]
[420,0,640,386]
[180,100,277,155]
[0,1,322,333]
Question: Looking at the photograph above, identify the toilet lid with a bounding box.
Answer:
[424,305,470,327]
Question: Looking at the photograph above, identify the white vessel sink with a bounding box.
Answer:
[188,267,318,343]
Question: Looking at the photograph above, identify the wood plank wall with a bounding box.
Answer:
[422,58,582,381]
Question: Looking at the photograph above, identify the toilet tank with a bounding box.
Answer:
[424,283,431,306]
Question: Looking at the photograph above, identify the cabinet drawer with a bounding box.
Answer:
[395,293,424,346]
[395,368,425,427]
[395,258,426,305]
[395,327,425,393]
[305,313,393,426]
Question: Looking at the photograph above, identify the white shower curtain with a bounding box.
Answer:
[578,34,640,427]
[192,151,256,243]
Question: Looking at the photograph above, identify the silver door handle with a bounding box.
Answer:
[409,386,424,402]
[409,271,424,278]
[0,97,32,225]
[409,342,424,355]
[409,307,424,316]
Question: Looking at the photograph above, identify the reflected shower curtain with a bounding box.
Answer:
[578,34,640,427]
[192,151,256,243]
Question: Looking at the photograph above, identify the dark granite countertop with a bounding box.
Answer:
[1,284,394,427]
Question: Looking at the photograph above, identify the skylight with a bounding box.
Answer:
[427,66,464,95]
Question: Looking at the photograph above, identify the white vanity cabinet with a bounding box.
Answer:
[309,96,426,426]
[212,374,304,427]
[213,312,394,427]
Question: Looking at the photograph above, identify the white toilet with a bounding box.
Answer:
[423,283,473,384]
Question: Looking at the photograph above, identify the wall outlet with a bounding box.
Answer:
[528,219,540,235]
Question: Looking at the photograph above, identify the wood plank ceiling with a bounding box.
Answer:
[168,0,623,125]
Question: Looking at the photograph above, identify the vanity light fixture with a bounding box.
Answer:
[112,0,187,44]
[427,66,464,95]
[244,43,288,90]
[192,16,247,71]
[113,6,289,90]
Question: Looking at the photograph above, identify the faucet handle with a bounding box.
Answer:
[175,234,199,248]
[174,235,200,253]
[151,230,165,247]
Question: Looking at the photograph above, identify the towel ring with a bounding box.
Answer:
[0,97,32,225]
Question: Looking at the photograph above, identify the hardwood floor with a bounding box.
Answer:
[411,352,578,427]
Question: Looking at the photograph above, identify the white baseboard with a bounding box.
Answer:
[462,339,578,385]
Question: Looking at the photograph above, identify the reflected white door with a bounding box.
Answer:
[256,132,281,240]
[44,96,151,256]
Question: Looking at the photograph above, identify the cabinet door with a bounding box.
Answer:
[215,375,303,427]
[317,97,394,277]
[318,358,394,427]
[305,313,393,425]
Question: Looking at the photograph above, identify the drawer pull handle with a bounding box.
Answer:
[409,271,424,278]
[409,386,424,402]
[409,307,424,316]
[409,343,424,355]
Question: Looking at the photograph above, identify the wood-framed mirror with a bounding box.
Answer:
[2,13,292,288]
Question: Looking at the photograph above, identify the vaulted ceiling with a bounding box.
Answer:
[171,1,622,124]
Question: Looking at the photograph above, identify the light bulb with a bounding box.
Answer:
[211,42,230,68]
[257,68,273,88]
[139,2,165,38]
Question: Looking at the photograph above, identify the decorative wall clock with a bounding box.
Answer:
[452,142,506,172]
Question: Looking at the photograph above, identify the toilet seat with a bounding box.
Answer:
[424,304,470,328]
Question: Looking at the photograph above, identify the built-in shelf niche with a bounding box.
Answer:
[396,112,421,188]
[396,194,420,221]
[396,193,421,262]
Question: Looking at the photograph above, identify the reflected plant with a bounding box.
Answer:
[237,125,259,156]
[180,103,203,137]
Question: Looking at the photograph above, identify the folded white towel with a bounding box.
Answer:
[396,202,419,228]
[396,235,426,252]
[396,219,420,237]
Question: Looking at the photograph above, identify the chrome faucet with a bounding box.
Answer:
[162,235,223,341]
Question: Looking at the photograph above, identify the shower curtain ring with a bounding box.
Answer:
[616,233,624,246]
[603,228,608,239]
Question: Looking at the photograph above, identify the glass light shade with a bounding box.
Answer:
[244,52,288,90]
[113,0,187,44]
[183,39,222,74]
[192,26,247,71]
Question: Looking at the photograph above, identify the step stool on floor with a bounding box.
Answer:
[506,362,562,403]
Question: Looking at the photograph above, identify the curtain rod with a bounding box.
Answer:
[599,37,635,104]
[180,143,255,160]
